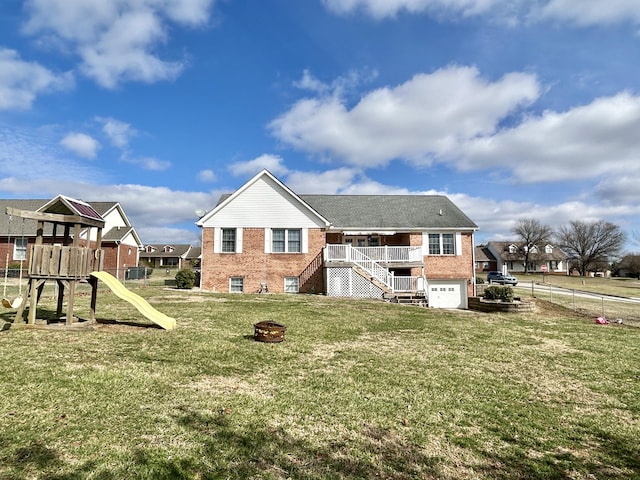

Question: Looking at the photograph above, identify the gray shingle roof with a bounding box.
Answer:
[214,193,477,230]
[300,195,477,230]
[488,241,567,261]
[102,226,135,242]
[141,244,192,258]
[475,245,497,262]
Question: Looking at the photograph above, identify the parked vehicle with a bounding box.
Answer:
[486,271,518,285]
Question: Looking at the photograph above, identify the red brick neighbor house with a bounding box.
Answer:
[1,197,142,280]
[196,170,479,309]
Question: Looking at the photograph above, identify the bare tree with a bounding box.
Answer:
[618,253,640,279]
[511,218,554,273]
[555,220,626,276]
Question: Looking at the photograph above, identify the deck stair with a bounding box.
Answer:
[352,264,393,294]
[384,292,428,306]
[324,245,427,300]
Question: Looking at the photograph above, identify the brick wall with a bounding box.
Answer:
[200,227,326,293]
[0,240,24,269]
[101,242,139,279]
[424,232,475,297]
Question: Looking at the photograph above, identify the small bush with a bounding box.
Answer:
[175,269,196,289]
[483,285,515,302]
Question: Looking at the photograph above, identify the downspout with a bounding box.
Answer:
[471,233,477,298]
[116,241,121,280]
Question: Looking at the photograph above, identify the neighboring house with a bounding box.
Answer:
[486,241,568,274]
[139,244,201,270]
[0,198,142,280]
[475,245,497,272]
[196,170,478,308]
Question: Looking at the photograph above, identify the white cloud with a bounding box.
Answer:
[284,168,361,194]
[454,92,640,182]
[294,69,330,94]
[96,116,137,149]
[536,0,640,26]
[0,48,73,111]
[228,154,289,177]
[595,176,640,205]
[270,66,540,167]
[130,156,172,171]
[323,0,640,26]
[322,0,503,19]
[197,169,217,182]
[293,68,378,97]
[22,0,215,89]
[0,175,219,244]
[60,132,100,159]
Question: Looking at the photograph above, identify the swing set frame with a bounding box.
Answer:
[2,215,25,309]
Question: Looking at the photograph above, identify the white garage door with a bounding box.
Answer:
[428,280,466,309]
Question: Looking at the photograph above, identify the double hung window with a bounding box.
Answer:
[272,229,301,253]
[428,233,456,255]
[13,238,27,261]
[222,228,236,253]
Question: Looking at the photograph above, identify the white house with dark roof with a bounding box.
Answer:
[196,170,478,308]
[486,241,569,274]
[139,244,201,270]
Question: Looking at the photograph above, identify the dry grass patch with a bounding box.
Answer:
[1,288,639,479]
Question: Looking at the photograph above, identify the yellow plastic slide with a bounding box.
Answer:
[90,271,176,330]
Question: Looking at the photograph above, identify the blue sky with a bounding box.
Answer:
[1,0,639,250]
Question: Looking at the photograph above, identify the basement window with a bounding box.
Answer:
[229,277,244,293]
[284,277,299,293]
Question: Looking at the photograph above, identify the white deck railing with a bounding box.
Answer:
[324,245,426,293]
[324,245,423,263]
[392,275,425,293]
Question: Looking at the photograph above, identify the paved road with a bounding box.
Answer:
[514,282,640,305]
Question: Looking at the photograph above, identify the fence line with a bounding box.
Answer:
[525,283,640,327]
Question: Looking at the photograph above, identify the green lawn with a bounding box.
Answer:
[1,288,639,479]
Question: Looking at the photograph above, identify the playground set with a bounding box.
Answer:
[3,195,175,330]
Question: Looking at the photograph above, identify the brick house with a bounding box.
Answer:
[0,198,142,280]
[196,170,478,308]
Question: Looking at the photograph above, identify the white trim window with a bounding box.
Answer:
[428,233,456,255]
[284,276,299,293]
[13,238,27,261]
[272,228,301,253]
[229,276,244,293]
[222,229,236,253]
[215,228,243,253]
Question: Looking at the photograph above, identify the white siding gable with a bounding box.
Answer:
[122,231,139,247]
[201,174,326,228]
[82,207,128,242]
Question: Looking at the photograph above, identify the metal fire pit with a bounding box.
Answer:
[254,321,286,343]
